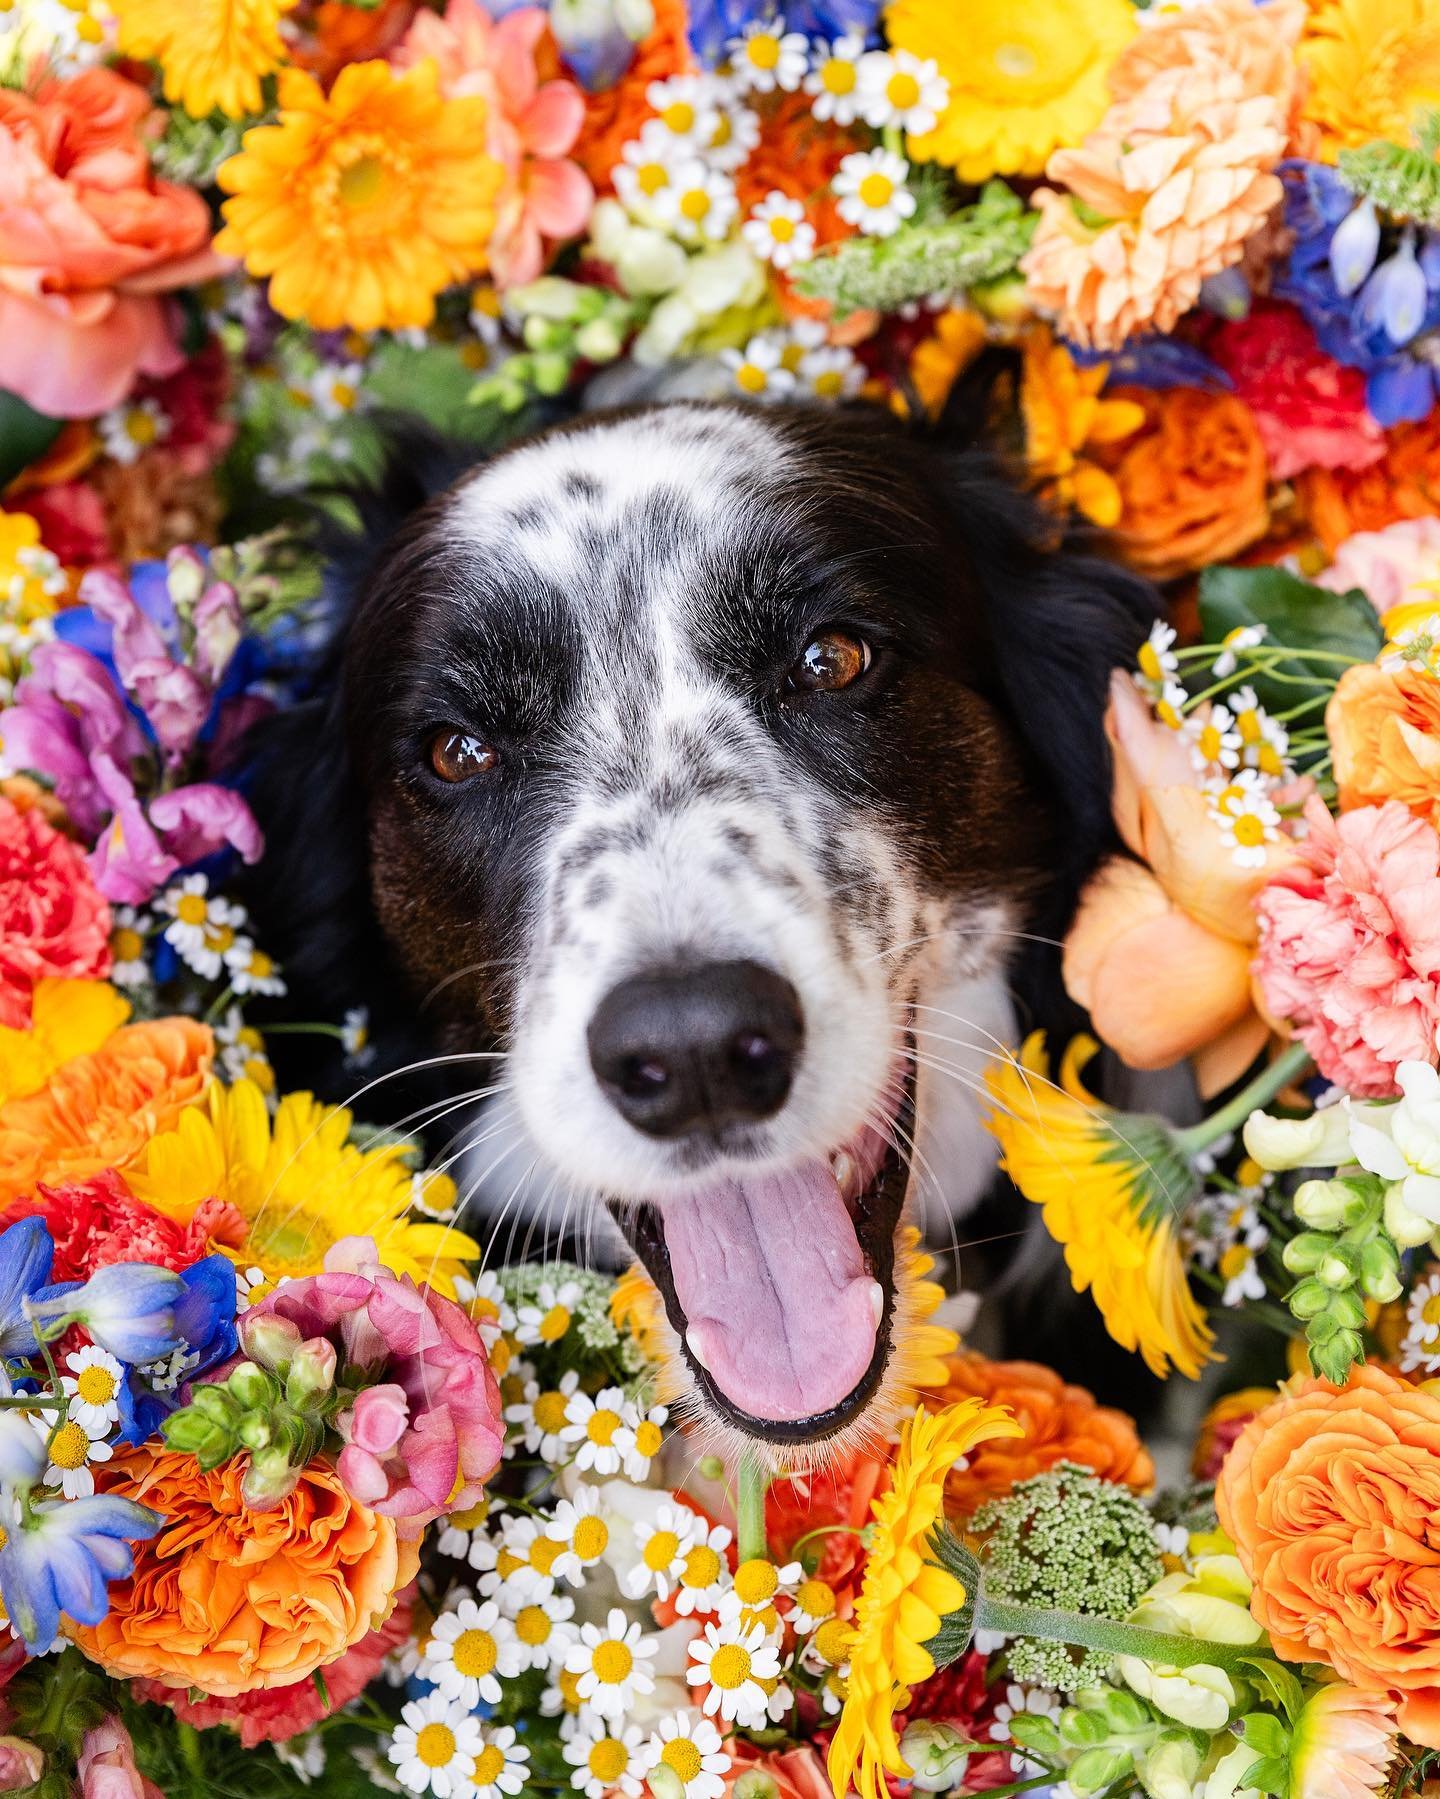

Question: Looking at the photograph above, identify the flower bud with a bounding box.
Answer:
[1362,230,1427,346]
[900,1722,977,1793]
[1242,1106,1352,1172]
[1312,1327,1365,1385]
[0,1412,46,1487]
[1282,1231,1332,1275]
[1068,1747,1133,1796]
[647,1765,685,1799]
[1288,1276,1329,1319]
[1387,1184,1436,1248]
[226,1361,277,1410]
[241,1444,300,1510]
[731,1774,779,1799]
[237,1414,273,1452]
[532,352,572,395]
[1137,1731,1203,1799]
[1293,1179,1359,1229]
[1059,1708,1107,1749]
[164,545,207,610]
[575,317,623,364]
[240,1310,301,1373]
[161,1406,234,1468]
[1317,1243,1359,1289]
[1359,1237,1402,1302]
[1330,199,1381,296]
[285,1338,337,1410]
[1008,1713,1062,1758]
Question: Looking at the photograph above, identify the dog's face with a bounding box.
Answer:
[285,400,1152,1461]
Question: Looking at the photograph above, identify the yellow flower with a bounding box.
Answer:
[110,0,295,121]
[1021,326,1145,528]
[1301,0,1440,158]
[126,1080,479,1295]
[216,61,504,332]
[896,307,987,422]
[0,979,130,1110]
[983,1032,1215,1380]
[889,1227,962,1397]
[885,0,1136,182]
[827,1400,1023,1799]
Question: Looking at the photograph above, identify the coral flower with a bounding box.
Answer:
[127,1079,478,1296]
[1319,519,1440,621]
[1020,326,1144,528]
[983,1032,1214,1380]
[0,979,129,1109]
[1328,663,1440,828]
[1254,797,1440,1097]
[216,61,503,331]
[1301,0,1440,157]
[68,1446,416,1697]
[922,1351,1154,1515]
[1191,1386,1274,1481]
[0,1167,245,1283]
[1298,414,1440,555]
[0,796,112,1029]
[0,1017,212,1203]
[393,1,593,289]
[884,0,1136,183]
[110,0,296,121]
[1216,1363,1440,1748]
[828,1401,1023,1799]
[0,68,215,417]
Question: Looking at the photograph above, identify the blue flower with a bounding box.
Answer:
[0,1493,160,1651]
[117,1255,239,1445]
[32,1262,186,1366]
[685,0,882,64]
[1070,336,1230,392]
[0,1219,57,1361]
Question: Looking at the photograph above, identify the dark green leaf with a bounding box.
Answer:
[0,389,63,489]
[1196,564,1382,721]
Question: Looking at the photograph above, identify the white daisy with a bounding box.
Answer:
[564,1608,659,1720]
[832,148,916,238]
[1136,619,1179,693]
[560,1386,639,1477]
[623,1502,704,1602]
[341,1005,374,1068]
[539,1664,591,1736]
[686,1615,782,1728]
[156,874,249,981]
[422,1597,524,1707]
[223,936,286,997]
[463,1267,518,1341]
[1383,613,1440,674]
[32,1410,111,1500]
[613,1398,667,1480]
[797,342,864,402]
[723,333,797,401]
[989,1684,1063,1778]
[214,1007,275,1095]
[98,397,170,466]
[488,1514,562,1600]
[646,74,723,151]
[434,1497,497,1562]
[1208,772,1281,868]
[59,1347,124,1435]
[545,1484,614,1585]
[1154,1521,1191,1559]
[275,1731,326,1784]
[506,1589,578,1672]
[669,159,739,244]
[515,1278,583,1348]
[1153,678,1188,733]
[728,16,808,94]
[856,48,949,135]
[309,362,368,419]
[613,124,683,225]
[1403,1267,1440,1374]
[789,1574,837,1633]
[564,1722,647,1799]
[804,33,865,124]
[233,1263,283,1310]
[742,191,817,269]
[1220,1237,1268,1307]
[640,1714,730,1799]
[1186,703,1241,779]
[704,99,761,173]
[387,1692,484,1799]
[470,1726,530,1799]
[672,1520,734,1615]
[108,906,151,989]
[505,1368,579,1461]
[1212,622,1266,677]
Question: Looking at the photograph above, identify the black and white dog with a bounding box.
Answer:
[249,397,1157,1466]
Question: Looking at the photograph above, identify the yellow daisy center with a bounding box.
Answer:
[530,1536,564,1576]
[125,409,159,447]
[557,1667,583,1710]
[733,1557,780,1604]
[769,214,796,242]
[112,928,144,961]
[448,1500,489,1531]
[473,1744,505,1786]
[573,1515,609,1561]
[858,172,894,208]
[886,71,921,108]
[796,1576,835,1618]
[75,1367,116,1405]
[1236,709,1262,745]
[1219,1244,1252,1281]
[591,1639,633,1684]
[1198,725,1223,761]
[1233,815,1266,849]
[644,1529,681,1571]
[532,1390,569,1435]
[586,1407,622,1445]
[679,188,711,222]
[633,1419,663,1457]
[452,1627,498,1679]
[1257,742,1285,777]
[204,923,236,954]
[637,162,670,197]
[662,101,696,132]
[589,1739,629,1782]
[662,1740,702,1783]
[735,362,768,394]
[515,1605,551,1646]
[711,113,734,148]
[1155,698,1183,731]
[48,1421,91,1470]
[707,1644,752,1690]
[1137,642,1164,682]
[822,58,856,94]
[747,32,780,68]
[246,950,275,979]
[1423,1294,1440,1331]
[538,1303,570,1342]
[812,370,845,399]
[496,1548,526,1580]
[416,1724,457,1769]
[682,1545,721,1588]
[176,894,208,925]
[813,1618,855,1664]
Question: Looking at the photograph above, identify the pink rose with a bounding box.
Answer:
[1316,517,1440,619]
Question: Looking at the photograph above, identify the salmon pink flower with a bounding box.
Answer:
[0,794,111,1030]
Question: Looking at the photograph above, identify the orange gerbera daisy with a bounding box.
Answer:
[1021,326,1144,527]
[216,60,503,331]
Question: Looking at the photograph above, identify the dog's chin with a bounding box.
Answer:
[608,1060,916,1468]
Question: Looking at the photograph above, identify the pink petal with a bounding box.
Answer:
[525,158,594,238]
[519,82,587,159]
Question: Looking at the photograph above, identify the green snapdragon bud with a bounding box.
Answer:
[900,1722,978,1792]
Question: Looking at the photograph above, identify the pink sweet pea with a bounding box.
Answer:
[85,753,263,904]
[80,569,210,766]
[1,642,145,836]
[76,1717,164,1799]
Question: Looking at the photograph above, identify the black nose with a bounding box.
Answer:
[587,960,804,1139]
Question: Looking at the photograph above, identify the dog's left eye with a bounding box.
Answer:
[428,729,498,783]
[786,630,872,694]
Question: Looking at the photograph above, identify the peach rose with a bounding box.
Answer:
[1216,1364,1440,1747]
[719,1742,832,1799]
[1097,387,1271,582]
[69,1447,416,1697]
[1328,663,1440,828]
[0,67,215,417]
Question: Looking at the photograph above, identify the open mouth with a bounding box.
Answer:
[608,1057,915,1443]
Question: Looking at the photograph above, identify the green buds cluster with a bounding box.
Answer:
[898,1722,983,1793]
[1011,1686,1202,1799]
[1281,1176,1398,1382]
[471,280,638,412]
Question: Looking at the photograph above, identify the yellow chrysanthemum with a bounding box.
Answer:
[126,1079,478,1295]
[1021,325,1145,528]
[885,0,1137,182]
[827,1400,1023,1799]
[110,0,295,121]
[983,1032,1214,1380]
[0,979,130,1110]
[216,61,504,332]
[1301,0,1440,158]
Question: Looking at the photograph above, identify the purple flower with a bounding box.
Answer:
[85,752,263,905]
[0,1493,160,1651]
[80,570,210,768]
[0,644,144,838]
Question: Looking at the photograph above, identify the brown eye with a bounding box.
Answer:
[428,729,498,783]
[786,630,872,694]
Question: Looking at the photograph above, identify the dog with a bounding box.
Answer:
[248,396,1157,1466]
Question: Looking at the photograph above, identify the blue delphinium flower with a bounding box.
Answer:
[550,0,657,89]
[0,1219,57,1360]
[686,0,882,65]
[117,1254,239,1445]
[1070,336,1230,392]
[31,1262,186,1366]
[0,1494,161,1651]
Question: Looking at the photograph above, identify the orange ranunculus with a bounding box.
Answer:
[0,1017,212,1202]
[719,1743,833,1799]
[921,1350,1153,1516]
[1296,412,1440,555]
[1327,663,1440,827]
[1095,387,1271,582]
[1215,1364,1440,1748]
[69,1446,416,1696]
[1191,1385,1276,1482]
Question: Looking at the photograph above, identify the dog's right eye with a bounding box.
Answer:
[427,729,498,783]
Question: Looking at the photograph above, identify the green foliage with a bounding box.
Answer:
[1196,565,1382,723]
[0,390,62,490]
[1338,113,1440,224]
[1282,1174,1396,1383]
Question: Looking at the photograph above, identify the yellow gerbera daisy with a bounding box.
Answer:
[827,1400,1023,1799]
[1301,0,1440,158]
[126,1079,479,1295]
[0,979,129,1110]
[885,0,1136,183]
[983,1032,1214,1380]
[110,0,295,122]
[216,60,504,333]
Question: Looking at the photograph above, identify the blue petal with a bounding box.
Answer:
[0,1543,58,1651]
[1366,358,1438,426]
[1329,201,1380,297]
[0,1219,54,1357]
[45,1536,109,1626]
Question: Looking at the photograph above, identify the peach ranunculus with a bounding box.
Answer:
[1062,672,1298,1095]
[1328,663,1440,827]
[1216,1363,1440,1749]
[68,1446,416,1697]
[1317,518,1440,625]
[0,1016,212,1203]
[718,1741,833,1799]
[393,1,593,289]
[922,1350,1153,1516]
[0,67,215,418]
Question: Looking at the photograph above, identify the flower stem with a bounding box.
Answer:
[1175,1042,1312,1156]
[973,1596,1268,1676]
[736,1451,770,1563]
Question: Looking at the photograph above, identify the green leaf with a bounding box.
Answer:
[1238,1655,1306,1723]
[0,389,62,489]
[1240,1712,1291,1760]
[1239,1753,1291,1798]
[1196,564,1382,720]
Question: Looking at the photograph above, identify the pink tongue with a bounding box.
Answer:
[658,1162,879,1423]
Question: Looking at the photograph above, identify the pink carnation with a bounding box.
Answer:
[1254,798,1440,1096]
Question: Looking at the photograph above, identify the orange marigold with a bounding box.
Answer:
[1297,413,1440,555]
[922,1350,1153,1516]
[1021,325,1144,527]
[69,1446,415,1696]
[0,1016,212,1202]
[570,0,693,194]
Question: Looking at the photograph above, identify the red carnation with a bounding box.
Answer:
[0,794,112,1027]
[1202,300,1386,481]
[0,1169,245,1283]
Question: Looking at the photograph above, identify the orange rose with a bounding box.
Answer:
[1297,412,1440,555]
[1327,663,1440,827]
[69,1447,416,1696]
[1097,387,1270,582]
[922,1350,1153,1516]
[1216,1364,1440,1748]
[0,1016,211,1202]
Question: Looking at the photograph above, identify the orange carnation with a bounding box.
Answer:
[570,0,693,194]
[0,1017,211,1202]
[1297,413,1440,555]
[735,91,859,254]
[69,1446,416,1697]
[1328,663,1440,828]
[1096,386,1270,581]
[922,1350,1153,1516]
[1216,1364,1440,1748]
